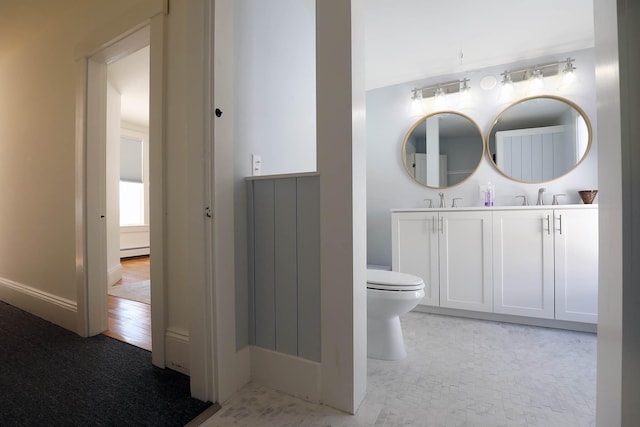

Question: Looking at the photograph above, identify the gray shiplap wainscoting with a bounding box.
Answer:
[247,174,321,362]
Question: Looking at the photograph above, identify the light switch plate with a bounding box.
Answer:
[252,154,262,176]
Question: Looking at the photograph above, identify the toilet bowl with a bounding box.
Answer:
[367,269,425,361]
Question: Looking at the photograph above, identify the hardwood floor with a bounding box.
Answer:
[114,255,150,285]
[103,256,152,351]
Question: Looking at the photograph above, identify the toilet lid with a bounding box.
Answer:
[366,269,425,291]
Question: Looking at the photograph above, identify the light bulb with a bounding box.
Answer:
[529,68,545,94]
[561,62,576,86]
[410,89,424,115]
[500,73,514,101]
[459,79,471,105]
[434,87,446,108]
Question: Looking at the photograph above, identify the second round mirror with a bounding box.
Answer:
[487,95,592,183]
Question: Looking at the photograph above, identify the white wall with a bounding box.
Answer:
[0,0,200,377]
[106,82,122,285]
[366,48,597,267]
[0,0,158,305]
[233,0,316,348]
[234,0,316,176]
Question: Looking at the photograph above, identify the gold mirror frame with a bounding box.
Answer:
[486,95,593,184]
[401,111,485,189]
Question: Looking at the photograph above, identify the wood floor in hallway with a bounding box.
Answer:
[103,256,151,351]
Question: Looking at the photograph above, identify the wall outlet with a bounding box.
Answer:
[252,154,262,176]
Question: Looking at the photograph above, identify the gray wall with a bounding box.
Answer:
[233,0,317,348]
[247,175,320,362]
[366,48,598,268]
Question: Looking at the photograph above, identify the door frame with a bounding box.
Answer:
[74,4,218,402]
[75,19,166,367]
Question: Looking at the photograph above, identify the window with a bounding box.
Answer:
[120,136,145,226]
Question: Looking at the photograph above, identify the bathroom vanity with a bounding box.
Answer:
[392,205,598,328]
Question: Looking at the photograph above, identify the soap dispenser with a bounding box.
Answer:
[484,182,495,207]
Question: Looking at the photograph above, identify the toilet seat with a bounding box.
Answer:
[366,269,425,291]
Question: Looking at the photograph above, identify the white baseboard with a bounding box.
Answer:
[107,264,122,287]
[0,277,77,332]
[166,328,190,375]
[251,346,321,403]
[119,247,150,258]
[414,305,597,333]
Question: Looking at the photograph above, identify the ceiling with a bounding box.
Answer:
[1,0,595,126]
[365,0,595,90]
[107,46,150,129]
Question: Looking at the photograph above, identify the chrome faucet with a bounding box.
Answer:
[439,192,446,208]
[516,195,529,206]
[451,198,462,208]
[552,194,567,205]
[423,198,433,208]
[536,188,546,205]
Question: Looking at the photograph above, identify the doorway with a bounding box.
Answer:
[101,44,152,350]
[84,25,162,358]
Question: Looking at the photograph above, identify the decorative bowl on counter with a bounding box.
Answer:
[578,190,598,204]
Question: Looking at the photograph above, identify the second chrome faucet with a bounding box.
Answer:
[536,188,546,205]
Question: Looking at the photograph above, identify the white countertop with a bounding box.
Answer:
[391,204,598,212]
[245,172,319,181]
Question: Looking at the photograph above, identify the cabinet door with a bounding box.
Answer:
[554,209,598,323]
[493,210,555,319]
[439,211,493,312]
[392,212,439,306]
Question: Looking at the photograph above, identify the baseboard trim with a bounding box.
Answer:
[0,277,77,332]
[414,305,597,333]
[107,264,122,287]
[166,328,190,375]
[119,247,150,258]
[250,346,321,403]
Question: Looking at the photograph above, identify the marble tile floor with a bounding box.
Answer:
[202,312,597,427]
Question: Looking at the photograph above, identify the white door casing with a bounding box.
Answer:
[83,24,165,356]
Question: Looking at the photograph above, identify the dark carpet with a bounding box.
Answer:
[0,300,212,426]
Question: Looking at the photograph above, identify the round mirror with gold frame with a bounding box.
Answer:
[402,111,484,188]
[486,95,592,183]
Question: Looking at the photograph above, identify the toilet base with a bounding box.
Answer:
[367,316,406,361]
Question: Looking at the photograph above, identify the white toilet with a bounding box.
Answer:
[367,269,425,361]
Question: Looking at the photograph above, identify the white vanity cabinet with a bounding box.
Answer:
[392,210,493,312]
[492,207,598,322]
[393,206,598,326]
[492,209,555,319]
[553,208,598,323]
[391,212,439,306]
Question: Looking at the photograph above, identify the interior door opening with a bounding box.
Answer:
[85,25,153,352]
[102,42,151,351]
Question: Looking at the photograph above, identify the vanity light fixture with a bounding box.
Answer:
[410,79,468,101]
[500,57,576,86]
